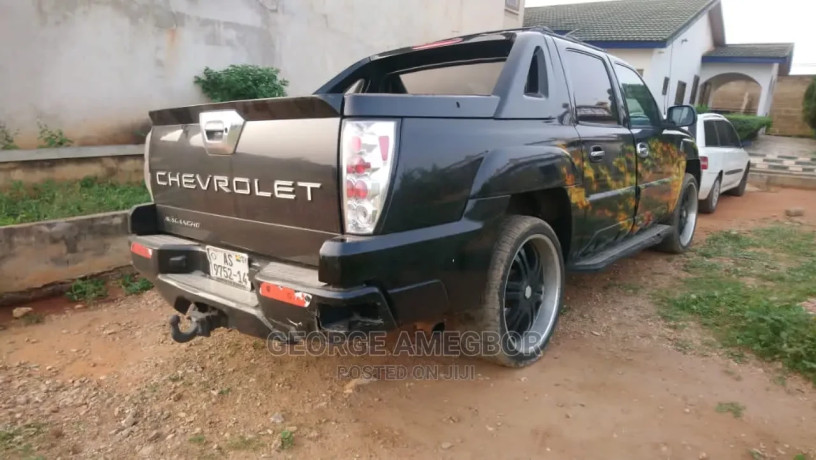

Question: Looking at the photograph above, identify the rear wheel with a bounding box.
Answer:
[725,164,749,196]
[657,173,698,254]
[467,216,564,368]
[699,175,720,214]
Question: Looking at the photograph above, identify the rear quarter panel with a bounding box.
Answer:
[380,118,582,234]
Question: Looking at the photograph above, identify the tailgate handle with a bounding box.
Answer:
[203,120,227,141]
[199,110,245,155]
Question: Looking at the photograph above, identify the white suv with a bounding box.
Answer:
[691,113,751,213]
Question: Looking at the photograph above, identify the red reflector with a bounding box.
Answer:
[345,179,356,198]
[700,156,708,170]
[353,180,368,199]
[259,282,310,307]
[348,156,371,174]
[412,37,463,50]
[130,242,153,259]
[350,135,362,153]
[378,136,390,161]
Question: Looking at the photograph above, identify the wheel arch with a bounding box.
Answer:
[506,188,572,262]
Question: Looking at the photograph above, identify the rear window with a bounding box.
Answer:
[397,62,504,95]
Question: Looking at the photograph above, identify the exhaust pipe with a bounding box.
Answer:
[168,304,225,343]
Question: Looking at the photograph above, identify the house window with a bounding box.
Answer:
[505,0,520,13]
[675,81,687,105]
[662,77,670,96]
[689,75,700,105]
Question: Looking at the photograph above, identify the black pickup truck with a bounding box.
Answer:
[129,28,700,367]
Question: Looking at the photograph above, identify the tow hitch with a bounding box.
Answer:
[168,305,225,343]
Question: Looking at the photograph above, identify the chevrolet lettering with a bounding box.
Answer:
[154,171,322,201]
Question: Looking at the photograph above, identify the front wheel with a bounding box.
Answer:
[657,173,699,254]
[466,216,565,368]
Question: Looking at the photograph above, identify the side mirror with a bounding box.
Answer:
[666,105,697,128]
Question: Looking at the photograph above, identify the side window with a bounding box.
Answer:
[704,120,720,147]
[614,64,662,128]
[564,51,618,125]
[726,122,742,147]
[524,47,548,97]
[715,120,738,147]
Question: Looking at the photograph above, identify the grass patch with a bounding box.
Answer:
[715,401,745,418]
[65,278,108,303]
[279,430,294,450]
[226,435,263,451]
[0,423,47,455]
[0,177,149,226]
[189,434,206,445]
[119,274,153,295]
[662,225,816,383]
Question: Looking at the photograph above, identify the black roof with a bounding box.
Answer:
[704,43,794,59]
[524,0,717,44]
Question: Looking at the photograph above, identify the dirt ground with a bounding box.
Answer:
[1,187,815,459]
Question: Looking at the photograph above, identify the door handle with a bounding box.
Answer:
[636,142,649,158]
[589,145,605,162]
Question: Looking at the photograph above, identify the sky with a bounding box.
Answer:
[524,0,815,74]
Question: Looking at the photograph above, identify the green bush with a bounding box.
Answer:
[723,114,772,141]
[0,122,18,150]
[694,105,710,114]
[804,76,816,136]
[37,121,73,148]
[194,65,288,102]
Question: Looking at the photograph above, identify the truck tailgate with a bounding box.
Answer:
[146,96,343,265]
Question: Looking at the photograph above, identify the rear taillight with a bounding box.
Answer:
[131,242,153,259]
[700,156,708,170]
[143,131,153,200]
[341,120,397,234]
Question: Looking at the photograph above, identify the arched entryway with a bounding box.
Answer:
[699,72,762,115]
[699,62,778,117]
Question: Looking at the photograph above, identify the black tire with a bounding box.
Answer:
[465,215,565,368]
[657,173,699,254]
[699,175,720,214]
[725,164,749,196]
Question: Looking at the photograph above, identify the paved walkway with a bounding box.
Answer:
[746,134,816,176]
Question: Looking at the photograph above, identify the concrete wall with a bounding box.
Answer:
[0,0,519,149]
[0,212,130,293]
[767,75,815,137]
[709,80,761,113]
[0,146,144,187]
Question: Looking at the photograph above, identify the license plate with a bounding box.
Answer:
[206,246,251,290]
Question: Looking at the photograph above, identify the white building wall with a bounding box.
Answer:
[648,11,715,111]
[606,49,655,74]
[0,0,520,149]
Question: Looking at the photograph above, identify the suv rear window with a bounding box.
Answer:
[398,62,504,95]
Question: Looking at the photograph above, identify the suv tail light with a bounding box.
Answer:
[144,131,153,199]
[700,156,708,170]
[341,120,397,234]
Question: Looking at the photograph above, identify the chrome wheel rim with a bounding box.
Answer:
[711,179,720,209]
[502,235,561,354]
[679,183,698,246]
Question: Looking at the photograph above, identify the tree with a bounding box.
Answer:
[804,76,816,137]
